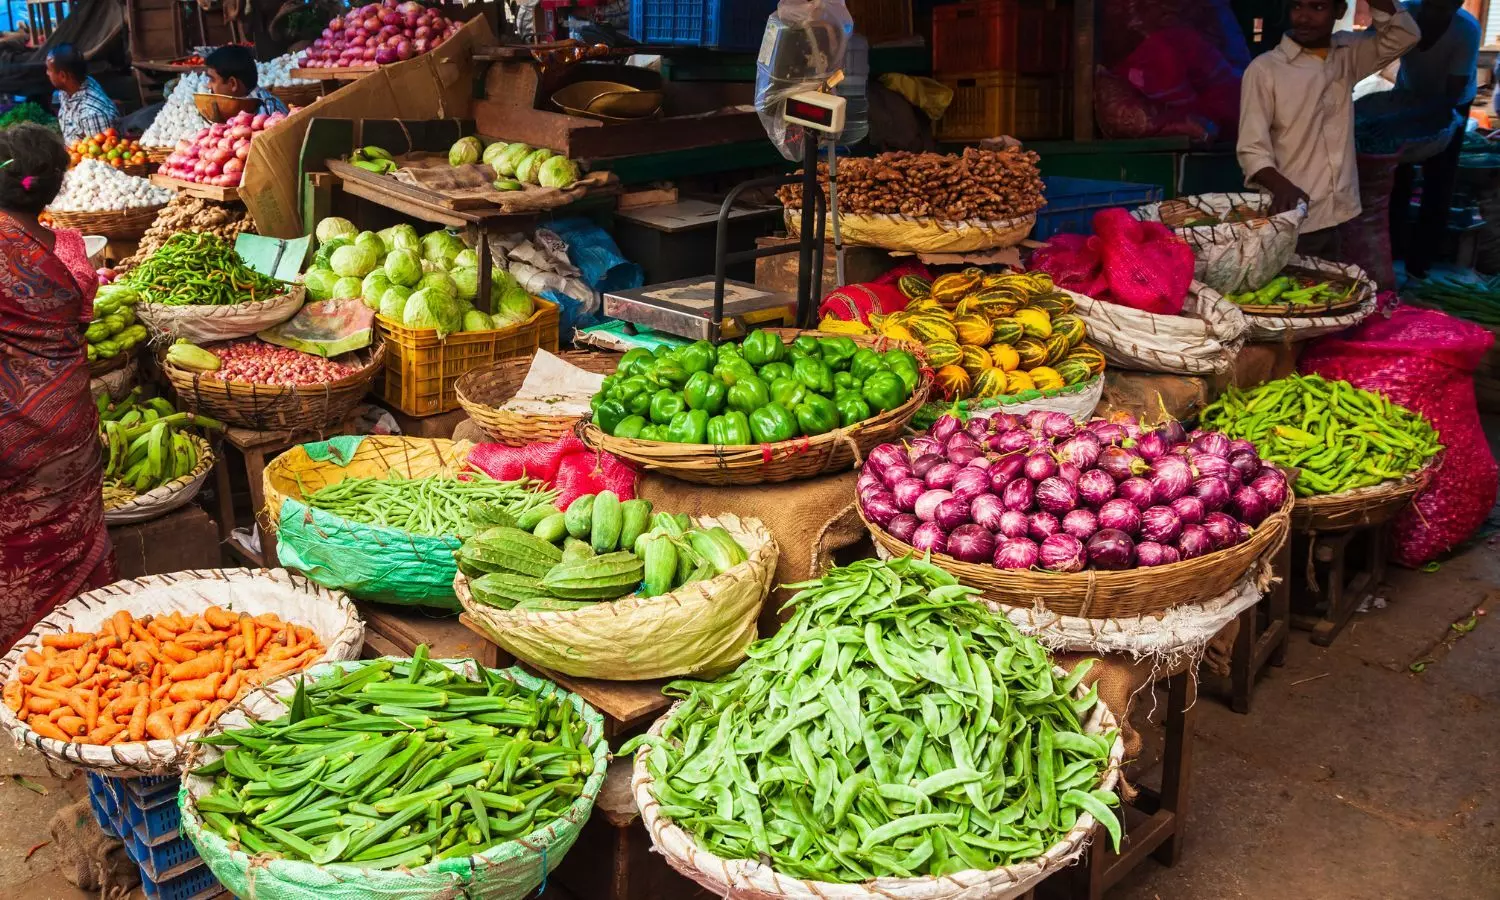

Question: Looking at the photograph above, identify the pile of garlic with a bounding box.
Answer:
[260,53,315,87]
[49,160,175,212]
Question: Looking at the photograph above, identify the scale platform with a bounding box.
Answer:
[603,276,797,341]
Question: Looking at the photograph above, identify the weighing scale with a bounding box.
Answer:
[602,17,848,343]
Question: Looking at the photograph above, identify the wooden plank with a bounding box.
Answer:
[328,158,498,212]
[1072,0,1096,142]
[356,603,495,660]
[151,172,241,203]
[522,665,670,739]
[291,67,378,82]
[336,173,473,228]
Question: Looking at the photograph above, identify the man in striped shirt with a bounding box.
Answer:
[206,46,289,117]
[47,44,119,144]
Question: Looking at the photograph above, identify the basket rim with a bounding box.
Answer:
[1292,464,1434,512]
[137,283,303,317]
[453,348,623,410]
[160,341,384,392]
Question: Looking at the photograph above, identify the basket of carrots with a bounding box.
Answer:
[0,568,364,777]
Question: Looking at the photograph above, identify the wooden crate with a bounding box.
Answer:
[109,505,222,578]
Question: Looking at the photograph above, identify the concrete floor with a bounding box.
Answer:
[1,457,1496,899]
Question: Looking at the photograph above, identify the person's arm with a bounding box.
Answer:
[1348,0,1421,81]
[1238,64,1308,215]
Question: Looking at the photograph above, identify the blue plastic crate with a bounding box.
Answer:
[123,821,202,884]
[86,773,123,836]
[123,774,178,808]
[629,0,779,51]
[1031,176,1164,240]
[122,787,183,845]
[88,788,119,840]
[137,860,222,900]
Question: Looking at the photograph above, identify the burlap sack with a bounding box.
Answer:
[393,155,614,214]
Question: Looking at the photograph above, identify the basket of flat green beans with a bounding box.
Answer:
[179,648,608,900]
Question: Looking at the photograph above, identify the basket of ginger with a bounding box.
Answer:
[0,569,363,776]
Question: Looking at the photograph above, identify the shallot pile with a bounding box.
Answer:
[299,0,459,68]
[158,110,287,187]
[213,340,359,385]
[858,410,1289,573]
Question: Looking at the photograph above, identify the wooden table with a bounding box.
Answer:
[1228,539,1292,714]
[1290,525,1389,647]
[360,605,500,664]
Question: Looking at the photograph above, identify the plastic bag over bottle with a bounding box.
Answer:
[755,0,853,161]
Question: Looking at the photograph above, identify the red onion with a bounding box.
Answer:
[993,538,1040,569]
[948,444,982,467]
[997,509,1030,539]
[914,490,952,522]
[1191,476,1231,511]
[911,522,947,554]
[924,462,962,490]
[1077,469,1116,507]
[1117,477,1155,510]
[970,494,1006,531]
[1135,541,1171,567]
[887,513,919,542]
[1140,506,1183,544]
[1062,508,1098,541]
[1057,432,1102,469]
[1057,462,1081,484]
[988,455,1024,490]
[1096,498,1142,535]
[946,524,996,563]
[1002,478,1034,512]
[934,497,972,531]
[1177,524,1213,560]
[1149,455,1193,504]
[1024,452,1057,482]
[951,468,991,504]
[863,493,900,527]
[1170,496,1205,525]
[929,415,962,443]
[893,477,926,511]
[1038,533,1086,573]
[1201,512,1241,550]
[1229,485,1271,526]
[210,341,358,384]
[1192,432,1232,458]
[1251,469,1289,509]
[1086,528,1136,570]
[1028,511,1061,542]
[1097,446,1147,481]
[911,453,943,479]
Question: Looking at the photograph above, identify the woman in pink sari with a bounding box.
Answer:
[0,123,116,651]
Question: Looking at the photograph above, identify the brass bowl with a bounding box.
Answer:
[194,92,262,124]
[550,80,662,120]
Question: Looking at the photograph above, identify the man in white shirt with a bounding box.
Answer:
[1389,0,1480,278]
[1237,0,1420,259]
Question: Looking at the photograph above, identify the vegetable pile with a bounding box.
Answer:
[860,410,1288,571]
[623,556,1120,881]
[123,196,254,269]
[1409,273,1500,326]
[48,160,173,213]
[591,333,921,444]
[85,283,148,365]
[1224,274,1357,309]
[0,101,56,129]
[189,648,595,870]
[141,58,310,150]
[475,139,580,191]
[120,232,286,306]
[460,493,747,611]
[1200,374,1441,497]
[299,0,459,68]
[306,215,534,338]
[300,471,557,539]
[159,109,288,187]
[777,148,1046,222]
[871,270,1104,400]
[2,606,321,745]
[98,389,221,505]
[67,129,148,171]
[166,339,362,385]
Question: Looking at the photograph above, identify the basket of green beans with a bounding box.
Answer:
[126,232,304,342]
[624,556,1123,899]
[179,649,609,900]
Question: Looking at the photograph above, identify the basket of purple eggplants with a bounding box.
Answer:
[855,409,1293,618]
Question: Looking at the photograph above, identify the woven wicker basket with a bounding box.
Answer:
[144,146,172,165]
[47,204,163,240]
[786,206,1036,253]
[89,350,131,378]
[102,433,215,525]
[859,494,1293,618]
[137,286,304,343]
[1292,466,1433,533]
[269,82,321,107]
[579,330,930,486]
[456,349,623,446]
[161,343,381,432]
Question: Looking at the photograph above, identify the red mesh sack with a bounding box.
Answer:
[467,433,638,510]
[1090,208,1194,314]
[1030,233,1108,296]
[818,262,931,324]
[1300,307,1497,566]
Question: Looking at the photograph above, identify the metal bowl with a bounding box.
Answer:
[550,80,662,121]
[194,92,262,124]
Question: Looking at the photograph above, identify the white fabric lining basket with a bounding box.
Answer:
[960,374,1105,423]
[0,568,363,777]
[1242,255,1378,344]
[103,433,215,525]
[1132,192,1306,295]
[137,285,305,343]
[1070,284,1248,375]
[631,686,1124,900]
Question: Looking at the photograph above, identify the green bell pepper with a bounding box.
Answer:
[818,336,859,371]
[599,374,619,398]
[648,359,689,389]
[596,399,629,435]
[649,389,685,425]
[787,346,809,363]
[792,335,821,357]
[614,415,647,439]
[834,394,871,427]
[833,371,859,393]
[706,411,752,445]
[749,403,798,443]
[639,424,666,441]
[727,374,770,414]
[742,330,786,367]
[794,393,839,436]
[769,377,807,409]
[617,376,652,416]
[618,347,655,379]
[679,340,716,376]
[862,371,908,413]
[666,409,710,444]
[793,357,834,395]
[683,371,727,414]
[849,348,885,381]
[590,392,603,415]
[713,357,757,386]
[757,361,794,384]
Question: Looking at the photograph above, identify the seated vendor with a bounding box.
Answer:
[47,44,119,144]
[205,46,289,117]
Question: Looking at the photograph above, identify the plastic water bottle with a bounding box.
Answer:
[837,33,869,146]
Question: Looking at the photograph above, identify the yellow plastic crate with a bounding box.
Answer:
[936,71,1071,142]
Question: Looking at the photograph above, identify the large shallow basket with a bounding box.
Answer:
[859,494,1293,618]
[1292,466,1433,532]
[456,514,777,680]
[1133,192,1306,295]
[787,207,1036,253]
[632,680,1122,900]
[579,330,931,486]
[161,343,382,432]
[0,568,363,777]
[1072,283,1248,376]
[269,82,321,108]
[1241,256,1379,344]
[137,285,304,343]
[47,204,163,240]
[180,658,608,900]
[103,433,215,524]
[456,349,623,446]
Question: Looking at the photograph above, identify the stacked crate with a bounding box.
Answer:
[932,0,1074,142]
[87,773,224,900]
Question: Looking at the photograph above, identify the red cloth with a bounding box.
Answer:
[0,218,115,652]
[1031,208,1195,314]
[467,433,637,511]
[818,261,932,324]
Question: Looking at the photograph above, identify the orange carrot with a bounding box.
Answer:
[168,673,222,703]
[127,697,148,741]
[88,722,125,744]
[111,610,133,643]
[161,642,195,663]
[55,715,86,737]
[204,606,237,631]
[29,717,70,741]
[25,695,58,715]
[23,650,43,667]
[76,655,99,682]
[188,705,214,731]
[167,650,222,682]
[129,622,155,643]
[14,665,40,685]
[41,633,90,650]
[144,708,175,741]
[170,701,201,734]
[217,671,243,701]
[2,681,21,712]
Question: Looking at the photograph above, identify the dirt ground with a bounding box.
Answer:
[0,443,1496,900]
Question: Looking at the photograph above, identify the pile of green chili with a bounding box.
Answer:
[189,647,595,870]
[299,470,557,538]
[623,557,1120,883]
[1200,373,1441,497]
[124,232,286,306]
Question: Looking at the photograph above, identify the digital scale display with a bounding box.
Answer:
[786,96,835,127]
[782,92,846,134]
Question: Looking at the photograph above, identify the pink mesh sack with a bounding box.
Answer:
[468,433,638,510]
[1091,209,1195,315]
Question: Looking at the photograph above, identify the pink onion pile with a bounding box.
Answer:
[299,0,459,68]
[213,340,360,385]
[857,410,1289,574]
[159,110,287,186]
